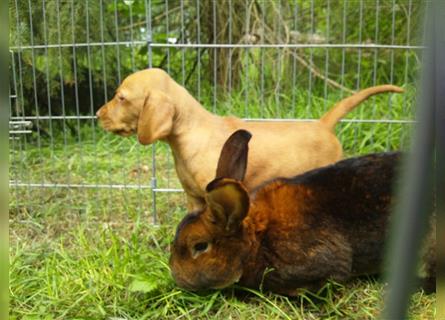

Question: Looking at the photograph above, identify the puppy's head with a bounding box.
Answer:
[96,68,176,145]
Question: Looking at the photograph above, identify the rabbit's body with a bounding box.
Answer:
[240,153,398,294]
[169,130,435,295]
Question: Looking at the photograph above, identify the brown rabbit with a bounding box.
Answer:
[169,130,435,296]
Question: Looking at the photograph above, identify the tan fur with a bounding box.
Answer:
[96,68,403,211]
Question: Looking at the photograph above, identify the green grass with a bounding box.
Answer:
[9,88,435,319]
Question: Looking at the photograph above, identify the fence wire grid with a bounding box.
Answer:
[9,0,427,222]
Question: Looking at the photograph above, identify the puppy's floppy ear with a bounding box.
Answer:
[205,179,249,232]
[215,130,252,181]
[137,90,175,145]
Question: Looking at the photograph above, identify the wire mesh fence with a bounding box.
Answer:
[9,0,427,222]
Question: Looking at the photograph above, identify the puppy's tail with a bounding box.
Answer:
[319,85,404,131]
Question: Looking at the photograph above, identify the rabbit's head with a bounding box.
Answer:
[169,130,253,291]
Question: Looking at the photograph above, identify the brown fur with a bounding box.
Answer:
[169,130,436,295]
[96,68,403,211]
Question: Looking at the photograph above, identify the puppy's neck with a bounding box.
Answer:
[167,83,217,135]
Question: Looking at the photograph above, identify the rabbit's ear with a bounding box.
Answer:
[205,179,250,232]
[215,130,252,181]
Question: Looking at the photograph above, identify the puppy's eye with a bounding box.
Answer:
[191,242,210,259]
[117,95,125,102]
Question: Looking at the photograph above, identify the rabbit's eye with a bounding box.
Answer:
[194,242,208,252]
[191,242,210,259]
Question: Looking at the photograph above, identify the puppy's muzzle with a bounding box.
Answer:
[96,106,106,119]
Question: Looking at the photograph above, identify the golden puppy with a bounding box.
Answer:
[96,68,403,211]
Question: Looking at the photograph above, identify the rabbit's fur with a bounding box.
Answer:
[169,130,435,295]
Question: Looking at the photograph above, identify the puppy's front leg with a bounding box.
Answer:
[186,195,206,212]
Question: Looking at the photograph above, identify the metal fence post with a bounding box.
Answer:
[145,0,158,225]
[381,1,439,318]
